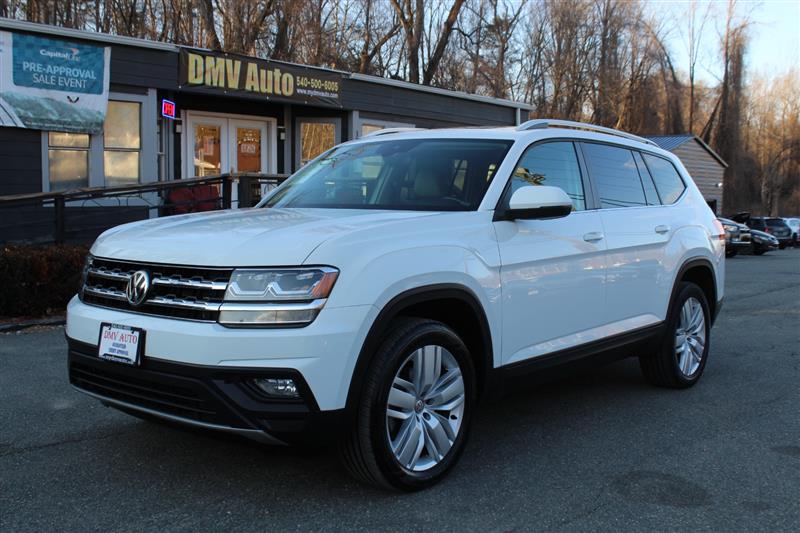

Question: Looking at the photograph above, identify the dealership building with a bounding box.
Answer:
[0,18,530,200]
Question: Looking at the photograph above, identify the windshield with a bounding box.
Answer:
[261,138,513,211]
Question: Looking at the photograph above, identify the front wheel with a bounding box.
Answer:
[640,282,711,388]
[340,318,476,491]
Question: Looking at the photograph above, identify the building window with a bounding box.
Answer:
[103,101,141,186]
[42,90,154,193]
[47,132,90,191]
[299,122,336,166]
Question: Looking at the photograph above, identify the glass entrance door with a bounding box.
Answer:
[185,113,274,179]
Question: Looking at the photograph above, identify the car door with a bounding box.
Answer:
[494,141,607,366]
[580,143,678,328]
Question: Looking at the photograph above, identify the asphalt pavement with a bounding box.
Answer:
[2,249,799,531]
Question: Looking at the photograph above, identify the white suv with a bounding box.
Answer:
[67,120,725,490]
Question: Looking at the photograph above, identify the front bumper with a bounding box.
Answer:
[66,296,375,411]
[728,239,752,252]
[68,337,348,445]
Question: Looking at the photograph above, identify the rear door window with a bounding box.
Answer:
[581,143,646,209]
[641,153,686,204]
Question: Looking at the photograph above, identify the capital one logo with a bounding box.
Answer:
[39,47,80,61]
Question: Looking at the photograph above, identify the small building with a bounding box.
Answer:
[646,134,727,214]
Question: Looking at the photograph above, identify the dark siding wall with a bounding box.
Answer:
[0,128,42,196]
[342,79,517,126]
[109,44,177,89]
[672,141,725,213]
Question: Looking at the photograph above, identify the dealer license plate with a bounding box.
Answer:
[98,323,145,366]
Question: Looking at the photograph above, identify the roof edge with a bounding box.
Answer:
[0,17,178,51]
[349,73,532,111]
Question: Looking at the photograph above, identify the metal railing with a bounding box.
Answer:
[0,173,289,245]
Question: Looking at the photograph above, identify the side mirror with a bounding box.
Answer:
[496,185,573,221]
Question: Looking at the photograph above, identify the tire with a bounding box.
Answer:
[639,282,711,389]
[753,246,765,256]
[725,249,737,258]
[339,317,476,491]
[779,242,786,250]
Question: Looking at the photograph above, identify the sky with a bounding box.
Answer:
[646,0,800,83]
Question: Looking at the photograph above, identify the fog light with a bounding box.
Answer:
[251,378,299,399]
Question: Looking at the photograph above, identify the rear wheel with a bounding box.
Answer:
[640,282,711,388]
[340,318,476,491]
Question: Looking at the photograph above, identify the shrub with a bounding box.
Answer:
[0,245,89,318]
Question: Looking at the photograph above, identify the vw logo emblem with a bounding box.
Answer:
[126,270,150,307]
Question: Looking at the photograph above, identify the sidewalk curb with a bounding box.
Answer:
[0,317,66,333]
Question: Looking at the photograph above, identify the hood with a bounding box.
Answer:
[750,229,777,242]
[91,207,439,266]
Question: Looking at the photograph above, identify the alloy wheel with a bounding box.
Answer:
[385,345,466,472]
[675,296,706,377]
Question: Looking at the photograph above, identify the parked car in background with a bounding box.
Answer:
[782,217,799,246]
[750,229,779,255]
[747,217,792,249]
[718,217,751,257]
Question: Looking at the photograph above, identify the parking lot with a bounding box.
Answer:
[1,249,798,531]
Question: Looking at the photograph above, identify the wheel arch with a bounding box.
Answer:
[344,284,494,413]
[673,258,719,321]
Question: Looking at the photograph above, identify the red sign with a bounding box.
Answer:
[161,99,176,119]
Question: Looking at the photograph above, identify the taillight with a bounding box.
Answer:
[712,219,726,242]
[764,226,772,233]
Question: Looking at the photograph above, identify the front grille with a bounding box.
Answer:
[69,360,248,428]
[82,257,232,321]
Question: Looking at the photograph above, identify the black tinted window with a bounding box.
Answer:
[508,142,585,211]
[642,153,686,204]
[633,152,661,205]
[766,218,788,228]
[582,143,646,209]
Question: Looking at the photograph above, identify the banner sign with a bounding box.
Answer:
[179,49,342,107]
[0,31,110,133]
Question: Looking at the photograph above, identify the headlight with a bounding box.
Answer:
[218,267,338,327]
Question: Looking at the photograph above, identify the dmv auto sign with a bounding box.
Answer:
[0,31,110,133]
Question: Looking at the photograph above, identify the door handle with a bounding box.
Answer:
[583,231,604,242]
[655,225,670,234]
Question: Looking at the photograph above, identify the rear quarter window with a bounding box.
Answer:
[642,153,686,204]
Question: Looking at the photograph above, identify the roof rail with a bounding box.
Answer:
[516,119,658,147]
[361,127,426,138]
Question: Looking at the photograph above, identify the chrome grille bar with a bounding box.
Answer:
[87,267,131,281]
[147,296,222,312]
[83,286,127,301]
[151,277,228,291]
